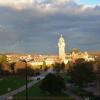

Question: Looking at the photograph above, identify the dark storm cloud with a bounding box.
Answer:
[0,1,100,53]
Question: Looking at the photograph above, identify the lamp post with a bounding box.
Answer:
[22,59,28,100]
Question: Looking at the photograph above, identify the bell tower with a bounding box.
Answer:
[58,34,65,61]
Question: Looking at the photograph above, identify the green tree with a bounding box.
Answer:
[75,58,85,64]
[9,62,16,74]
[94,60,100,95]
[71,48,80,53]
[16,67,34,76]
[0,54,7,74]
[40,73,66,94]
[0,54,7,63]
[53,63,61,72]
[42,61,48,71]
[53,62,65,73]
[68,59,95,87]
[61,62,65,71]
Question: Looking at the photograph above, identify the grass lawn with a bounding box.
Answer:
[15,81,68,97]
[0,75,27,95]
[16,72,71,97]
[16,81,50,97]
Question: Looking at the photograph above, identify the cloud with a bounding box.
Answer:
[0,0,97,11]
[0,0,99,18]
[0,0,33,10]
[0,0,100,53]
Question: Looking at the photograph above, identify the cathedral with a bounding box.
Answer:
[28,34,94,67]
[6,34,94,68]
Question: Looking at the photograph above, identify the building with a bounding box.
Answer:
[58,34,65,61]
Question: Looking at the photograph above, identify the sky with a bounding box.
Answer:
[75,0,100,6]
[0,0,100,54]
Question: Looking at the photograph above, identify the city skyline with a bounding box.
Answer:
[0,0,100,54]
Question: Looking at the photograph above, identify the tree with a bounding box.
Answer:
[16,67,34,76]
[0,54,7,63]
[53,62,65,73]
[9,62,16,74]
[0,54,8,75]
[42,61,48,71]
[68,59,95,87]
[75,58,85,64]
[53,63,61,72]
[93,60,100,95]
[40,73,66,94]
[71,48,80,53]
[61,62,65,71]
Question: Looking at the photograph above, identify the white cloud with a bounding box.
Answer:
[0,0,33,9]
[0,0,99,12]
[0,0,73,10]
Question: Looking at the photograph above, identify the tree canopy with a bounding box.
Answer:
[0,54,7,63]
[53,62,65,72]
[0,54,8,74]
[40,73,66,94]
[71,48,80,53]
[68,59,95,87]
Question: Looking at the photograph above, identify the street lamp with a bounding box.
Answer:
[22,59,28,100]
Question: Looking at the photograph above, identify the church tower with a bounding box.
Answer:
[58,34,65,61]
